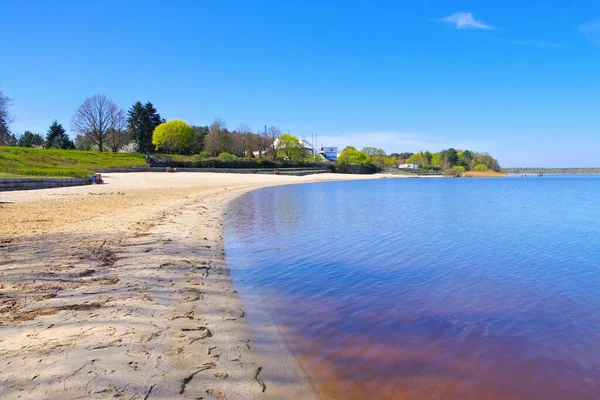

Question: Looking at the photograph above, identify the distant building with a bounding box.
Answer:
[398,163,419,169]
[319,146,338,161]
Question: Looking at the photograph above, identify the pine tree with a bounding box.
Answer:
[45,121,74,149]
[127,101,164,153]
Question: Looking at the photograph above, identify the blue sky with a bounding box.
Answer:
[1,1,600,167]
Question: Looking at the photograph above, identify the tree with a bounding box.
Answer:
[0,86,16,146]
[127,101,164,153]
[361,147,386,156]
[72,94,123,152]
[237,123,255,157]
[440,148,458,168]
[107,109,130,152]
[203,118,231,156]
[474,152,500,172]
[18,131,44,148]
[338,146,370,164]
[75,134,93,150]
[45,121,74,149]
[265,126,281,160]
[185,125,209,155]
[277,133,305,162]
[152,120,193,153]
[461,150,473,167]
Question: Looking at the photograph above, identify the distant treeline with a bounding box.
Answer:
[502,168,600,174]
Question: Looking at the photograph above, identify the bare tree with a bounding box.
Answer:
[71,94,122,152]
[107,108,130,152]
[265,126,281,160]
[0,86,15,145]
[204,118,231,155]
[237,123,254,157]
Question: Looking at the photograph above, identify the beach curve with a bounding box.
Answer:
[0,171,406,399]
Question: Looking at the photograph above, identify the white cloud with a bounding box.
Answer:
[314,131,493,155]
[579,21,600,47]
[438,12,495,30]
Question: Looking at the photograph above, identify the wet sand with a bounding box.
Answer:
[0,172,402,399]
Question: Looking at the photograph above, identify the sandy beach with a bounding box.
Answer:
[0,172,401,400]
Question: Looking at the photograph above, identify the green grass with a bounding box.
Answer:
[0,147,148,178]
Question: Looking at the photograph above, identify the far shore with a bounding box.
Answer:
[0,171,413,399]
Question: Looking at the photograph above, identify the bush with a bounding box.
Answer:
[443,167,463,177]
[474,163,489,172]
[218,152,238,161]
[335,163,378,174]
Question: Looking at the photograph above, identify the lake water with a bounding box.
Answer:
[224,176,600,399]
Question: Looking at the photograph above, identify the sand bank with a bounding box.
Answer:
[0,172,403,399]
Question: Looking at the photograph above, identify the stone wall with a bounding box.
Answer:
[0,177,91,192]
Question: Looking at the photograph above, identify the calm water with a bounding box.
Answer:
[224,176,600,399]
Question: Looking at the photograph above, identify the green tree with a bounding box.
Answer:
[187,125,209,154]
[18,131,44,148]
[405,152,426,166]
[361,147,386,156]
[440,148,458,168]
[461,150,473,168]
[45,121,74,149]
[127,101,164,153]
[474,152,500,172]
[152,120,193,154]
[277,133,306,162]
[474,163,489,172]
[338,146,370,164]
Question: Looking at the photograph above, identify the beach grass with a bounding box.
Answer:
[463,171,506,177]
[0,147,147,178]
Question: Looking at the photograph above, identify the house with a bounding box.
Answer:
[319,146,338,161]
[398,163,419,169]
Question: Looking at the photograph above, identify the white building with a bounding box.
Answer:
[398,163,419,169]
[319,146,338,161]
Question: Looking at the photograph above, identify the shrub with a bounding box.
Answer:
[443,167,463,177]
[218,152,238,161]
[336,163,378,174]
[474,163,489,172]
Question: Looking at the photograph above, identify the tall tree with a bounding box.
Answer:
[72,94,122,152]
[107,109,130,152]
[45,121,74,149]
[127,101,163,153]
[187,125,209,154]
[265,126,281,160]
[204,118,231,156]
[0,86,16,146]
[237,123,255,157]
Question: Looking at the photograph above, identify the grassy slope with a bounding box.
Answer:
[0,147,147,178]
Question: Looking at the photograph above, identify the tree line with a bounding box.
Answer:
[1,86,500,172]
[338,146,501,175]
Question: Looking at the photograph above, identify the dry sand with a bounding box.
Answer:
[0,172,402,400]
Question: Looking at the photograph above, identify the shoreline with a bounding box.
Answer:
[0,172,408,399]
